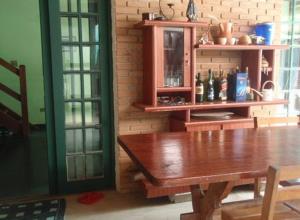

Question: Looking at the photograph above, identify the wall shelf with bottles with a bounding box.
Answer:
[135,20,289,130]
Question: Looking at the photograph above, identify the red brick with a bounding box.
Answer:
[116,7,138,14]
[127,1,149,8]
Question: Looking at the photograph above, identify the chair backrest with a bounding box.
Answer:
[261,165,300,220]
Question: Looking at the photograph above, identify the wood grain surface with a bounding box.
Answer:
[118,126,300,188]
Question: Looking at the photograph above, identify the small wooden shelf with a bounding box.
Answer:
[133,99,288,112]
[188,114,253,125]
[194,44,289,50]
[135,20,207,28]
[157,87,192,93]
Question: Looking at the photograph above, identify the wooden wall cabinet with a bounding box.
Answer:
[136,20,288,133]
[136,20,205,106]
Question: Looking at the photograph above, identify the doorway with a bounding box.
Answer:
[42,0,114,193]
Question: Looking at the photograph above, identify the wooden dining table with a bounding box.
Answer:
[118,126,300,220]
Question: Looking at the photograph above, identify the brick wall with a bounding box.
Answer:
[113,0,284,192]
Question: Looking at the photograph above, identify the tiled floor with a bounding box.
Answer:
[65,187,254,220]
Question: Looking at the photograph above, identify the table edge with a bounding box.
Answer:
[117,136,268,187]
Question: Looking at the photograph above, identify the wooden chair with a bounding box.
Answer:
[222,165,300,220]
[253,116,300,199]
[253,117,272,199]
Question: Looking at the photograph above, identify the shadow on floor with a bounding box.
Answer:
[0,129,49,199]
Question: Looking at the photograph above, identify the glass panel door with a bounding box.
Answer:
[279,0,300,116]
[60,0,103,181]
[49,0,113,193]
[163,28,184,87]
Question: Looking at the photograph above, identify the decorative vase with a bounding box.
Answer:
[186,0,198,22]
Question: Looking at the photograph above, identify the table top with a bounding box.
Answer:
[118,126,300,187]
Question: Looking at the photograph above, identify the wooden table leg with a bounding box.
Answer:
[190,184,205,212]
[219,181,235,205]
[199,182,233,219]
[181,181,234,220]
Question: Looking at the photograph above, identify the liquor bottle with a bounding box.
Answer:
[245,67,254,100]
[245,66,249,85]
[195,72,204,103]
[219,69,228,101]
[207,69,214,101]
[214,71,220,100]
[227,70,234,100]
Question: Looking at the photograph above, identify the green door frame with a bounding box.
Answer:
[39,0,115,194]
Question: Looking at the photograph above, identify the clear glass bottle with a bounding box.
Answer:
[219,69,228,101]
[207,69,214,101]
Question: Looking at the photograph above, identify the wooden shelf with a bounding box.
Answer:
[188,115,253,125]
[157,87,192,93]
[133,99,288,112]
[135,20,207,28]
[194,44,289,50]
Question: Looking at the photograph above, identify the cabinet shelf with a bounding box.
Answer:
[194,44,289,50]
[157,87,192,93]
[135,20,207,28]
[133,99,288,112]
[136,20,289,132]
[187,115,253,125]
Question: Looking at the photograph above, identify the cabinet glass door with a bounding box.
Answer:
[49,0,113,193]
[163,28,184,87]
